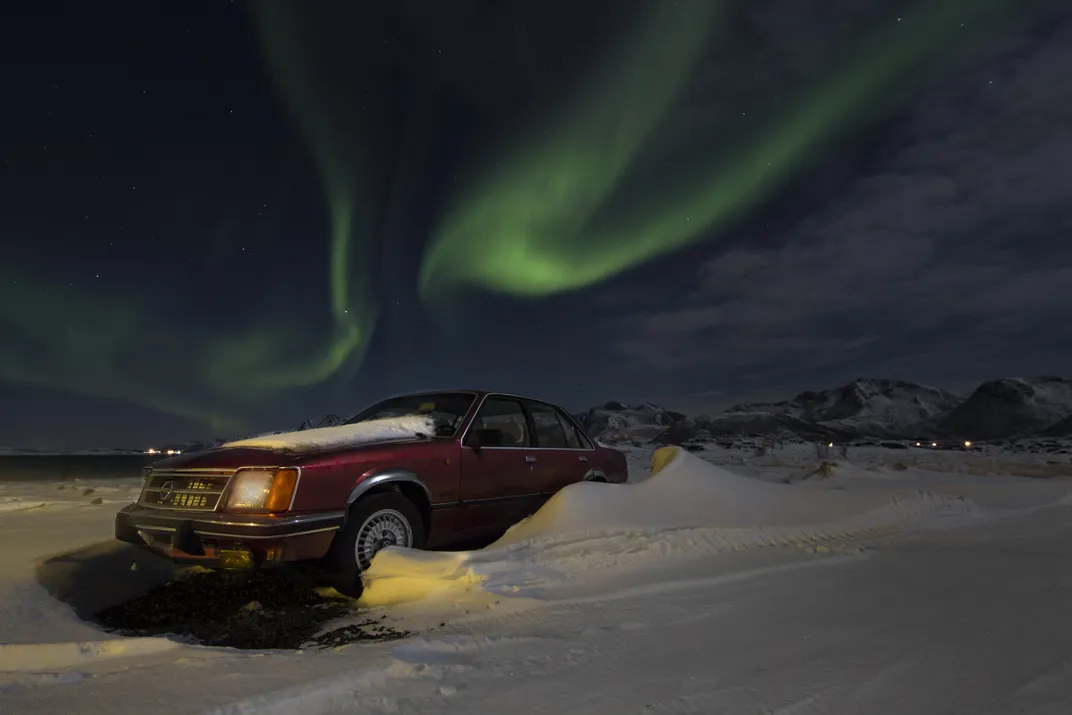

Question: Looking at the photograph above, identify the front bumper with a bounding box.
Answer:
[115,504,346,567]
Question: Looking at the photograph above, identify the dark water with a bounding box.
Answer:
[0,454,167,482]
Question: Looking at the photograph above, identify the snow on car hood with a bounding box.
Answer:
[221,415,436,452]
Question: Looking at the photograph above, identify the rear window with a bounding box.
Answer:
[528,401,569,448]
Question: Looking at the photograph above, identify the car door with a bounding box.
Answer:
[458,396,547,534]
[523,400,594,491]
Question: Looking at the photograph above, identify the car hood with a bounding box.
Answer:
[149,437,435,471]
[149,447,294,471]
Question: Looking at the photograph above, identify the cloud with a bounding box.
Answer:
[613,7,1072,388]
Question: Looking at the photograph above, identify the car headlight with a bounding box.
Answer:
[227,468,300,512]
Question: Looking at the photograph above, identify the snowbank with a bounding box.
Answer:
[222,415,435,451]
[360,448,987,607]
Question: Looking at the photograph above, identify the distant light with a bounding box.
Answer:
[166,449,176,455]
[964,441,972,448]
[827,442,833,448]
[145,448,158,454]
[915,442,921,447]
[176,450,182,454]
[931,442,937,448]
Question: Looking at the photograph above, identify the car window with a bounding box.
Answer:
[555,411,583,448]
[527,402,569,448]
[468,398,530,447]
[345,392,476,437]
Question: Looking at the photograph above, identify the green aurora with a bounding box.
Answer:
[0,0,1011,431]
[419,0,1007,299]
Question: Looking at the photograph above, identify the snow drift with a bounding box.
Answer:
[360,448,986,606]
[222,415,435,451]
[491,446,984,546]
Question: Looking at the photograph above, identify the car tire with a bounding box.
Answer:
[326,492,426,596]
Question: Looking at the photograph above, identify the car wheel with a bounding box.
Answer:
[327,492,425,596]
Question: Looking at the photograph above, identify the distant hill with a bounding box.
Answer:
[1040,413,1072,437]
[931,377,1072,440]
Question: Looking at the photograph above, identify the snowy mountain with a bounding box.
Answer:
[724,378,964,438]
[653,413,851,444]
[932,377,1072,440]
[574,402,687,443]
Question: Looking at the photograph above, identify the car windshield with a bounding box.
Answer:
[344,392,477,438]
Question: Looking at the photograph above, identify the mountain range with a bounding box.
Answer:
[572,377,1072,445]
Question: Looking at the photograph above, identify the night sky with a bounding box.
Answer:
[2,0,1070,450]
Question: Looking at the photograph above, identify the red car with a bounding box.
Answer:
[115,390,627,589]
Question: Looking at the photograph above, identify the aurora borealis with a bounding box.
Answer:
[2,0,1070,448]
[420,0,1007,299]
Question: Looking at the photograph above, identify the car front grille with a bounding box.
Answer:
[139,469,234,511]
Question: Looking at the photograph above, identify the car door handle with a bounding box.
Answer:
[578,456,588,462]
[524,455,537,463]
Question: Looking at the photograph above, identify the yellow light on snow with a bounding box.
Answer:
[651,446,682,475]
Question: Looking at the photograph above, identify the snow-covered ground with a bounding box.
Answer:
[621,441,1072,483]
[1,445,1071,714]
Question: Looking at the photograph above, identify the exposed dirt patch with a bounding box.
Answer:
[93,568,410,650]
[313,620,413,649]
